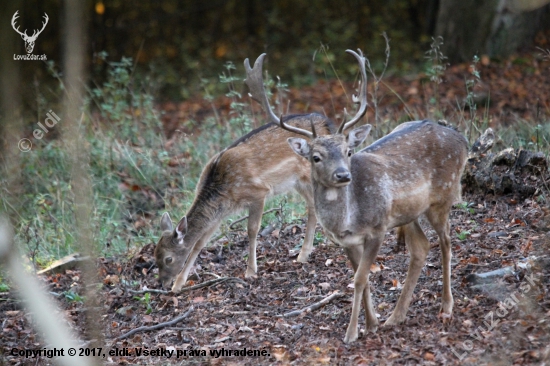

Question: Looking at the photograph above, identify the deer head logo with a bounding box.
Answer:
[11,11,48,54]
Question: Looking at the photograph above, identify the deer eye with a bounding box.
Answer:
[347,150,353,157]
[312,155,321,163]
[165,257,173,265]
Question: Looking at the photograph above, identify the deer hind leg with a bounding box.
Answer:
[384,219,430,326]
[344,239,382,343]
[245,199,265,278]
[296,187,317,262]
[425,208,453,319]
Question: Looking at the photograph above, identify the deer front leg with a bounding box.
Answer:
[297,195,316,262]
[384,219,430,326]
[172,225,221,292]
[171,236,210,292]
[344,245,378,333]
[344,239,382,343]
[245,199,265,278]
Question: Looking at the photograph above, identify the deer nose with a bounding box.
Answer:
[333,168,351,183]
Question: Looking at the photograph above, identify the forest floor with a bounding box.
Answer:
[2,193,550,365]
[2,49,550,365]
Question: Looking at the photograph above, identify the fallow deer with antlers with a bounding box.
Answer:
[246,49,468,343]
[154,55,341,291]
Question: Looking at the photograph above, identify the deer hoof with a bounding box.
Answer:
[171,281,184,293]
[244,270,257,279]
[343,330,358,343]
[366,320,379,333]
[383,314,405,327]
[297,252,311,263]
[439,312,453,324]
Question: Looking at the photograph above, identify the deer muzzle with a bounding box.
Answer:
[332,167,351,184]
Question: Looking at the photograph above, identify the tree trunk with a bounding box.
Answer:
[435,0,550,62]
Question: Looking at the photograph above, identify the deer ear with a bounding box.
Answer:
[175,216,188,244]
[160,212,173,232]
[287,138,310,157]
[348,124,372,148]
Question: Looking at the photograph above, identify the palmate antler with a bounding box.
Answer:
[244,49,368,138]
[11,11,49,53]
[244,53,317,138]
[337,49,368,134]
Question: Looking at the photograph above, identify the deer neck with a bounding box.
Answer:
[312,182,361,244]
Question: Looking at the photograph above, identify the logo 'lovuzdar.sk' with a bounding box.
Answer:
[11,10,48,61]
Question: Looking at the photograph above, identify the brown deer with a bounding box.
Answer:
[155,55,340,291]
[246,49,468,343]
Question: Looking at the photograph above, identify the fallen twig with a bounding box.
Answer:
[113,305,194,341]
[279,292,344,318]
[128,277,248,295]
[229,208,281,229]
[128,288,168,295]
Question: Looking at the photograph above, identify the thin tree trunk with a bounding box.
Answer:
[61,0,103,360]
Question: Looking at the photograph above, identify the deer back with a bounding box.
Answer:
[203,114,336,204]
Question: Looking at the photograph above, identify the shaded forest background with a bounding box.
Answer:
[3,0,550,102]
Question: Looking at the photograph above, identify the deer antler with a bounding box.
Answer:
[11,11,48,41]
[28,13,48,41]
[244,54,314,139]
[337,49,368,134]
[11,11,26,37]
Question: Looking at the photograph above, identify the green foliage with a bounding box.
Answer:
[456,230,471,241]
[0,282,10,292]
[314,231,325,245]
[134,292,153,315]
[63,290,84,303]
[425,37,448,84]
[454,201,475,215]
[465,55,483,142]
[2,55,194,264]
[498,121,550,152]
[424,36,448,117]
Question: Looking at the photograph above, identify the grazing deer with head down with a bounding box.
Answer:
[154,55,338,291]
[246,49,468,343]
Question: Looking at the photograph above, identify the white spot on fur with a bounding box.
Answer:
[326,189,338,201]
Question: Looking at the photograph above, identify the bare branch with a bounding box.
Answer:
[128,277,248,295]
[229,207,281,229]
[279,292,344,317]
[113,305,194,341]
